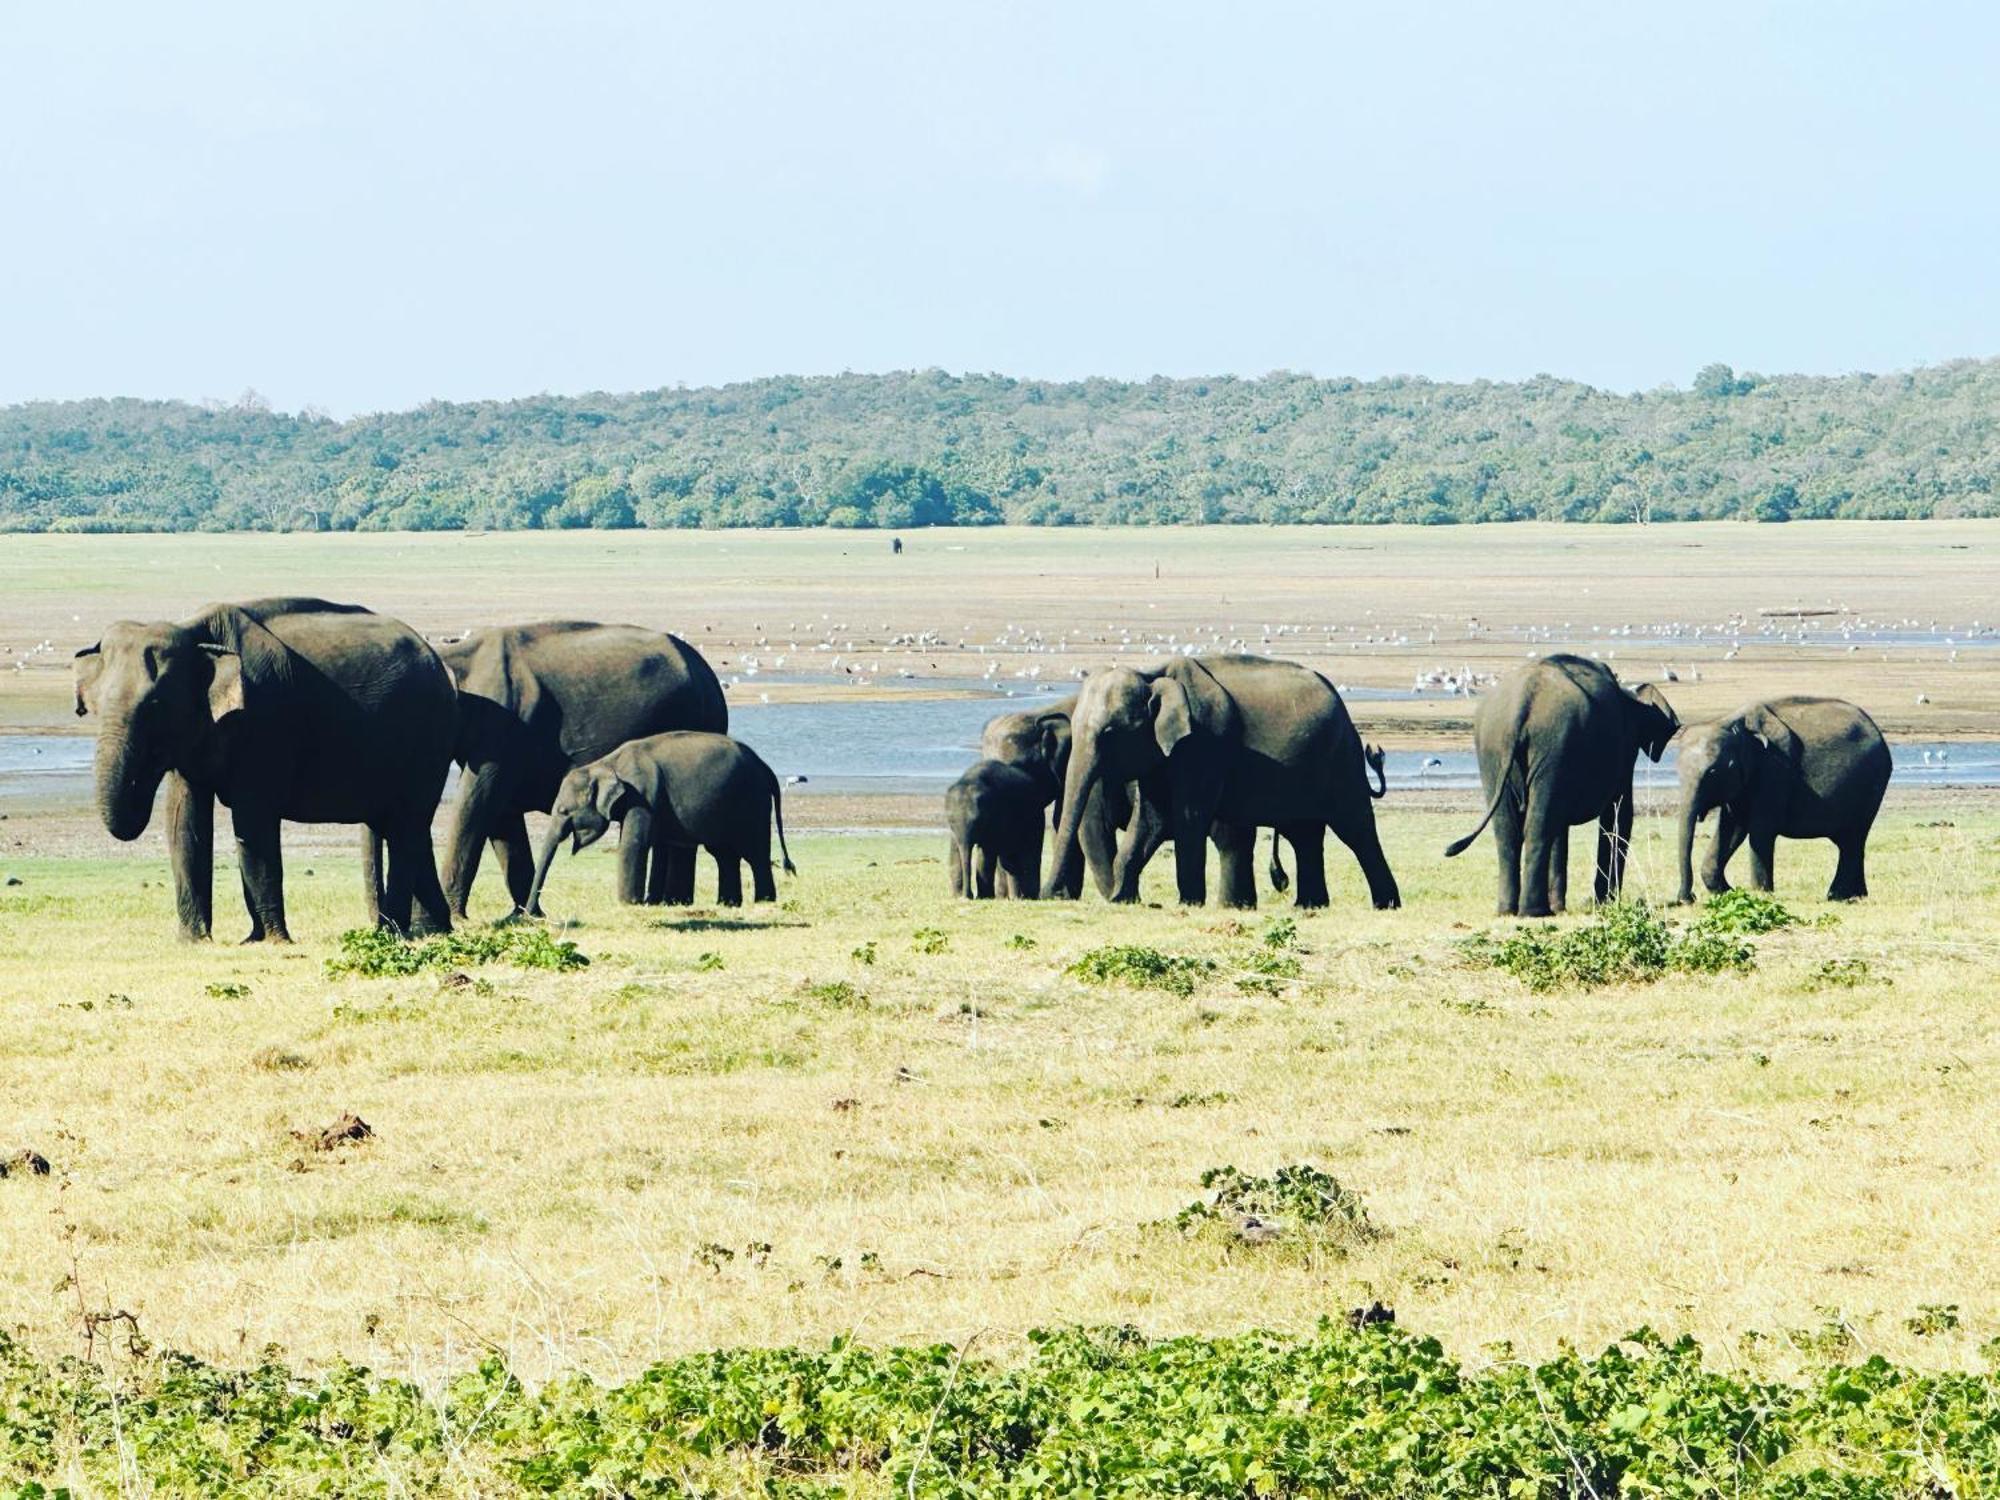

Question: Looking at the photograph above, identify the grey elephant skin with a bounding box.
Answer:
[527,732,795,910]
[1445,654,1678,917]
[1050,654,1399,909]
[438,622,726,918]
[947,759,1053,898]
[979,696,1103,898]
[73,597,455,942]
[1674,696,1890,904]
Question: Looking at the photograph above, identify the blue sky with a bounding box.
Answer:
[3,2,1997,414]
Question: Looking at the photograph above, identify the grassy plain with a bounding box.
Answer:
[2,524,2000,1491]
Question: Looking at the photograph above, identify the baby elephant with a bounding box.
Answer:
[947,759,1055,899]
[527,732,795,910]
[1675,697,1890,904]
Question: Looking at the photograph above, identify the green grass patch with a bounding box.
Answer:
[1067,944,1216,998]
[1462,901,1756,993]
[325,925,589,979]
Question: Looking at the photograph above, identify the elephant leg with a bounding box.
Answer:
[615,807,652,905]
[1549,824,1570,914]
[442,761,513,921]
[1211,821,1258,910]
[232,807,290,943]
[661,844,698,905]
[1328,803,1399,910]
[362,829,386,930]
[1612,794,1635,899]
[377,824,414,935]
[643,823,676,905]
[1592,791,1633,905]
[397,819,453,936]
[948,836,967,897]
[714,851,744,907]
[1079,786,1119,900]
[974,846,997,899]
[1746,829,1778,892]
[488,812,535,916]
[1828,834,1868,901]
[751,857,778,903]
[1704,807,1745,894]
[1167,773,1224,906]
[1517,788,1560,919]
[995,866,1017,899]
[1010,834,1043,900]
[1286,824,1331,909]
[1112,793,1171,903]
[165,773,215,941]
[1490,789,1524,917]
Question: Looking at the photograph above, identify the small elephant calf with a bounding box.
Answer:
[947,759,1055,899]
[527,732,795,910]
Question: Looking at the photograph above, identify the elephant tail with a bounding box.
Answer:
[768,767,797,876]
[1444,776,1509,858]
[1267,829,1290,892]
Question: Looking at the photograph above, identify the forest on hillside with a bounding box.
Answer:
[3,361,1997,532]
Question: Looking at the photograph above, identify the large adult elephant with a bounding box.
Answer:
[438,622,726,919]
[1674,697,1890,904]
[73,598,455,942]
[1049,654,1400,909]
[1444,654,1678,917]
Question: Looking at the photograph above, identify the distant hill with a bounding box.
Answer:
[4,361,1997,532]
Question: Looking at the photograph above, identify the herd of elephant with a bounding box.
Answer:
[69,597,1893,944]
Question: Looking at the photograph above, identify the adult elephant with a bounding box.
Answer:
[438,622,726,918]
[1674,697,1890,904]
[1049,654,1399,910]
[1444,654,1678,917]
[73,598,455,942]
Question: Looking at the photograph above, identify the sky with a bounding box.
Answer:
[3,1,1998,415]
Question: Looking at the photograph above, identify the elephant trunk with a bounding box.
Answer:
[1675,799,1701,905]
[525,816,570,915]
[1049,745,1102,898]
[94,731,162,842]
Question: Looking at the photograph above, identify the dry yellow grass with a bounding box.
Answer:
[2,800,1997,1389]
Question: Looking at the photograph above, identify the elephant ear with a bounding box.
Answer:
[72,644,103,718]
[1740,706,1801,768]
[593,772,644,824]
[1153,658,1238,758]
[1038,714,1071,774]
[199,645,246,721]
[1629,683,1679,762]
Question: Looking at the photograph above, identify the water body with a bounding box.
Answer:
[8,706,2000,802]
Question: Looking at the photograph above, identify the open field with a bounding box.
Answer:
[5,524,2000,1491]
[5,522,2000,741]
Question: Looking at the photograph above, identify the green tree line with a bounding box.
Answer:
[4,360,1997,532]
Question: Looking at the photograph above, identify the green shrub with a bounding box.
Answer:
[1698,889,1802,935]
[1066,944,1216,998]
[325,926,588,979]
[801,979,866,1009]
[1461,901,1754,992]
[1168,1163,1380,1250]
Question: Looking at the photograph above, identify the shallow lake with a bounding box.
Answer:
[6,685,1999,803]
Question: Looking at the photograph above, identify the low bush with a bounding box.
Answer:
[1066,944,1216,998]
[325,926,588,979]
[1698,889,1803,935]
[9,1320,2000,1495]
[1461,901,1754,992]
[1167,1163,1380,1252]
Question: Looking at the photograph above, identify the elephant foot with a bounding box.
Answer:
[1518,904,1555,920]
[240,930,293,946]
[1826,886,1867,903]
[1372,895,1401,911]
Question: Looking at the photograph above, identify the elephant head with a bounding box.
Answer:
[1625,683,1679,763]
[1674,714,1767,902]
[1049,661,1236,891]
[982,701,1072,809]
[73,623,245,841]
[526,763,643,911]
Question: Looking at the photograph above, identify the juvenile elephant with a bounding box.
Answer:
[526,732,794,910]
[1445,654,1678,917]
[1050,654,1399,910]
[946,760,1053,898]
[979,698,1081,897]
[1675,697,1891,904]
[439,622,726,918]
[74,598,455,942]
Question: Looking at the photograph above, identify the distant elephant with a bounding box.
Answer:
[1268,740,1384,890]
[526,732,794,910]
[74,598,455,942]
[946,760,1053,898]
[1445,654,1678,917]
[1675,697,1891,904]
[438,622,726,919]
[1050,654,1399,909]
